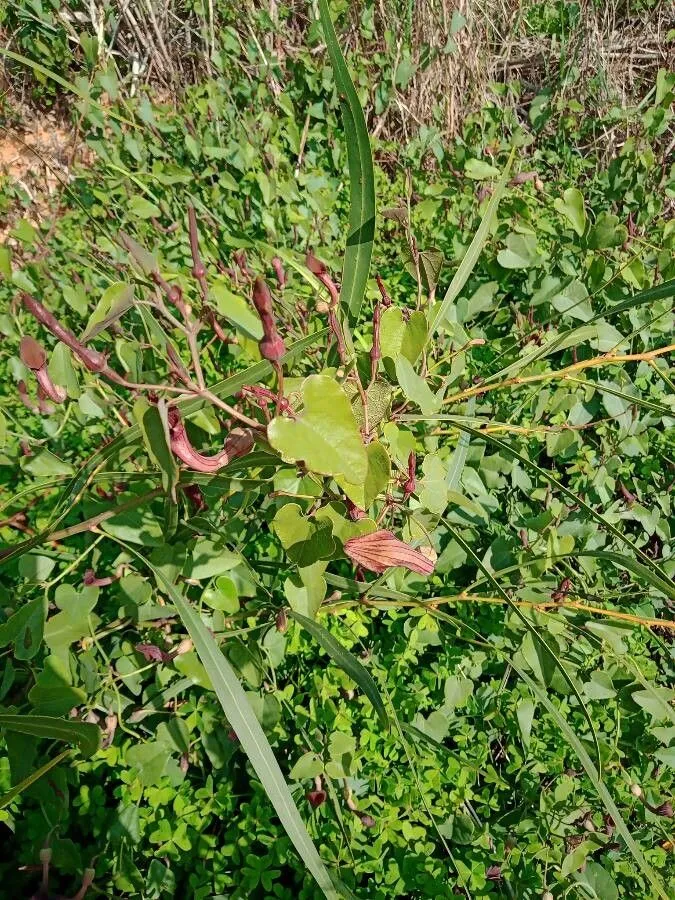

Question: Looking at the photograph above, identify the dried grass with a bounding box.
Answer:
[1,0,673,140]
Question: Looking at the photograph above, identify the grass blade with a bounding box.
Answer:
[442,520,603,776]
[0,49,136,128]
[289,611,388,727]
[485,277,675,383]
[123,544,341,899]
[0,748,71,810]
[423,607,668,898]
[451,424,675,601]
[446,397,475,489]
[428,149,515,340]
[317,0,375,321]
[0,714,99,758]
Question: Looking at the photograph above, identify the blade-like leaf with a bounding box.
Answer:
[486,277,675,384]
[0,49,136,128]
[0,714,99,758]
[317,0,375,320]
[428,149,515,340]
[446,397,475,489]
[451,425,675,601]
[290,611,388,727]
[423,608,668,899]
[0,748,71,810]
[121,544,341,899]
[442,520,603,776]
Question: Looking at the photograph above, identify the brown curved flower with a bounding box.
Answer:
[168,408,253,473]
[252,277,285,362]
[343,530,435,576]
[19,335,67,403]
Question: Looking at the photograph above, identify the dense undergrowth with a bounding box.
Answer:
[0,3,674,899]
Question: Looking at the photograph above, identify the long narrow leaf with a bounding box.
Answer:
[485,277,675,383]
[289,611,388,727]
[442,520,602,776]
[0,714,99,758]
[424,607,668,898]
[0,748,71,810]
[123,544,341,899]
[451,424,675,600]
[317,0,375,320]
[428,149,515,339]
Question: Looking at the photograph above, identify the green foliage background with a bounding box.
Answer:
[0,2,673,898]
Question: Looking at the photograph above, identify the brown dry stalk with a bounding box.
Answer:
[324,592,675,632]
[443,342,675,407]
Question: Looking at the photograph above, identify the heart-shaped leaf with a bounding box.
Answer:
[497,233,540,269]
[336,440,391,509]
[379,307,427,379]
[588,212,628,249]
[268,374,367,482]
[553,188,587,237]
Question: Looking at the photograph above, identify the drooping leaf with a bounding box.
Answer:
[553,188,587,237]
[0,713,99,758]
[429,148,514,338]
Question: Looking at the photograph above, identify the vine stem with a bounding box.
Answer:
[442,342,675,407]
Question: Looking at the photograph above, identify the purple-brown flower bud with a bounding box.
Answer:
[252,277,285,362]
[21,293,107,373]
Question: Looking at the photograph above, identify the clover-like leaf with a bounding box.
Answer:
[268,374,367,482]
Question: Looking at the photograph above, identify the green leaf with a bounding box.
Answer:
[284,565,327,620]
[317,0,375,320]
[0,713,99,758]
[202,576,239,614]
[429,148,514,338]
[268,374,367,482]
[464,158,500,179]
[44,584,98,660]
[273,504,337,567]
[574,861,619,900]
[184,537,240,580]
[418,249,444,293]
[128,196,161,219]
[551,279,593,321]
[497,232,540,269]
[553,188,587,236]
[289,751,324,781]
[395,357,442,415]
[0,245,11,280]
[0,596,46,660]
[124,542,340,899]
[290,612,388,728]
[380,307,426,378]
[588,212,628,249]
[336,441,391,509]
[632,687,675,721]
[22,450,74,478]
[48,343,80,399]
[133,399,179,499]
[211,279,264,340]
[82,282,135,341]
[126,741,170,786]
